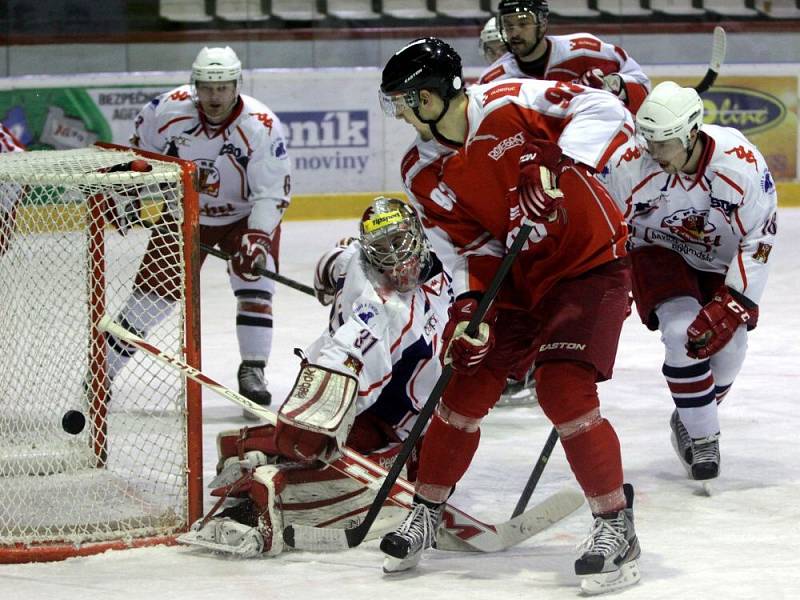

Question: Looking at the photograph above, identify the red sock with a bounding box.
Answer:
[416,413,481,488]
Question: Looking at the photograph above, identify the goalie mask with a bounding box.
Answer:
[359,197,431,293]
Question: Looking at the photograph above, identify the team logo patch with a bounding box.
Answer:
[762,170,775,194]
[355,302,379,325]
[753,242,773,264]
[343,354,363,375]
[661,207,720,250]
[196,158,221,197]
[272,138,287,159]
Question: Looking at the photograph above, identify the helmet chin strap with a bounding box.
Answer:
[413,97,462,146]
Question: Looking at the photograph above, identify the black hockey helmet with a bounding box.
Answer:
[497,0,549,20]
[379,37,463,119]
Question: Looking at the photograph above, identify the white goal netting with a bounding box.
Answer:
[0,146,201,562]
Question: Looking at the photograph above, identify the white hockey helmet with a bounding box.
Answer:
[359,197,431,293]
[636,81,705,149]
[479,17,505,62]
[191,46,242,84]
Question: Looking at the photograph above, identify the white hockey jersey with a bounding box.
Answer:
[478,33,650,112]
[598,124,778,304]
[131,85,290,233]
[305,242,453,441]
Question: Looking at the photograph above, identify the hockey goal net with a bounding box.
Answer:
[0,145,202,563]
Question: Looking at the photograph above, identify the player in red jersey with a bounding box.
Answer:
[377,38,641,595]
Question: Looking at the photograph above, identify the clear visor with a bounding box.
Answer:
[378,89,417,117]
[500,12,538,33]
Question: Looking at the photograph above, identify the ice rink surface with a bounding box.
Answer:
[3,210,799,600]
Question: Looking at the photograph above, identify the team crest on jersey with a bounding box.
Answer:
[489,132,525,161]
[753,242,773,264]
[196,158,221,197]
[660,207,721,251]
[271,138,287,159]
[355,302,379,325]
[761,170,775,194]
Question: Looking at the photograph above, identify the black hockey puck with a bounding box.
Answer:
[62,410,86,435]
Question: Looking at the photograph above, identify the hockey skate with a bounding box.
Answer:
[575,483,641,595]
[496,370,538,407]
[670,410,721,482]
[380,498,444,573]
[238,360,271,418]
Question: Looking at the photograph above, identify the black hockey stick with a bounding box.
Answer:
[200,242,316,297]
[511,426,560,518]
[283,219,538,551]
[694,26,727,94]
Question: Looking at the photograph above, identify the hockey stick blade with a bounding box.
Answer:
[694,26,727,94]
[436,488,584,552]
[200,242,316,297]
[286,488,584,554]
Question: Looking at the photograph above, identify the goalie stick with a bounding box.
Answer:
[98,315,583,554]
[284,219,540,551]
[694,26,727,94]
[200,242,316,297]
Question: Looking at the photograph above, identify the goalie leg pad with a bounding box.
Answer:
[276,363,358,461]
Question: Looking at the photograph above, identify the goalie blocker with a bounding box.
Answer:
[275,363,359,462]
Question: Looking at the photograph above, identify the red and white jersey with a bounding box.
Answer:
[0,125,24,154]
[305,242,453,440]
[598,124,778,304]
[401,79,633,310]
[131,85,291,233]
[478,33,650,113]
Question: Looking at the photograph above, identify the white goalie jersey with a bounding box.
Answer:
[306,241,453,440]
[131,85,291,233]
[599,124,778,304]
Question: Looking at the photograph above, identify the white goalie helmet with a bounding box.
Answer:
[191,46,242,84]
[636,81,705,149]
[359,197,431,293]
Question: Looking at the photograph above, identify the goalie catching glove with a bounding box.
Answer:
[686,286,758,359]
[517,140,574,223]
[275,362,359,462]
[440,295,497,374]
[231,229,271,281]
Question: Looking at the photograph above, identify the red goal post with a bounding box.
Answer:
[0,143,202,563]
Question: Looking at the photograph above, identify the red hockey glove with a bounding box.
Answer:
[232,229,271,282]
[686,287,759,359]
[517,140,573,223]
[440,295,497,375]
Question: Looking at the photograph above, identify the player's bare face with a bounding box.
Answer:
[500,13,541,59]
[195,81,238,124]
[396,104,434,140]
[646,138,688,174]
[482,40,507,63]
